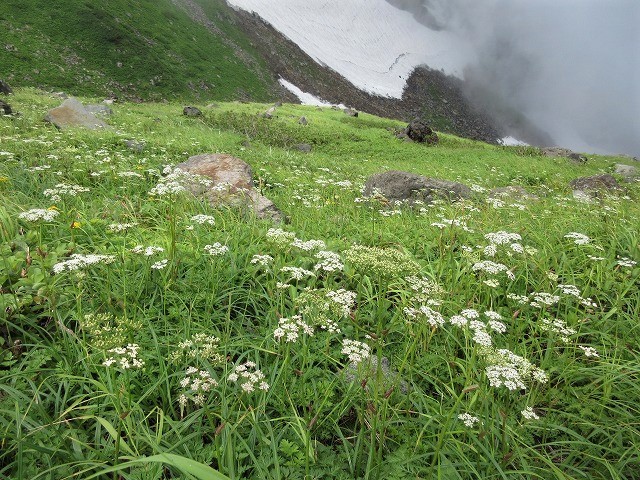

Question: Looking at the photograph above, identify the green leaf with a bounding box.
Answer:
[86,453,231,480]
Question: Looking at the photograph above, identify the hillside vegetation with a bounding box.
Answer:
[1,90,639,479]
[1,0,278,101]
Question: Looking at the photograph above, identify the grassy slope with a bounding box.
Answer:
[1,0,276,101]
[1,89,639,479]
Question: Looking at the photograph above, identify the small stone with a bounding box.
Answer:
[0,99,12,115]
[124,140,146,152]
[0,80,13,95]
[343,108,358,117]
[293,143,312,153]
[298,116,308,125]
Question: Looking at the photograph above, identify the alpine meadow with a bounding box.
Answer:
[1,89,639,479]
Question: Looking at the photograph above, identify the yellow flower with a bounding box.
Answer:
[70,221,81,229]
[48,205,59,211]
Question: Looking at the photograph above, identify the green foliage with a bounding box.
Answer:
[0,89,639,478]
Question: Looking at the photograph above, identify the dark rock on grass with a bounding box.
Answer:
[183,106,202,117]
[0,80,12,95]
[364,170,471,205]
[569,174,620,191]
[176,153,283,222]
[402,118,439,144]
[44,98,109,130]
[570,174,623,200]
[298,116,308,125]
[343,107,358,117]
[0,99,12,115]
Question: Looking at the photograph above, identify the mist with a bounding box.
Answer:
[387,0,640,157]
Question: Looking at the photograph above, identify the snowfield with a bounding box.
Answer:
[228,0,468,98]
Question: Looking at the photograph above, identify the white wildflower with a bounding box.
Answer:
[227,361,269,393]
[131,245,164,256]
[521,406,540,420]
[251,254,273,266]
[151,259,168,270]
[190,214,216,225]
[341,339,371,366]
[204,243,229,256]
[18,208,59,222]
[53,254,116,273]
[458,413,481,428]
[564,232,590,245]
[579,345,599,358]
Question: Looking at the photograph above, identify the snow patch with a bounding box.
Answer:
[278,78,342,107]
[228,0,469,98]
[498,136,529,147]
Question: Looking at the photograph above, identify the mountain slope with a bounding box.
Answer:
[1,0,282,101]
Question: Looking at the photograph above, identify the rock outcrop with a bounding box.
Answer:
[44,98,109,130]
[364,170,471,204]
[176,153,283,222]
[541,147,587,164]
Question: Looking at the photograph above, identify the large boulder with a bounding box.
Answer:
[176,154,283,222]
[614,164,638,182]
[364,170,471,204]
[183,106,202,117]
[569,174,622,201]
[44,98,109,130]
[569,174,620,191]
[85,104,113,116]
[401,119,439,144]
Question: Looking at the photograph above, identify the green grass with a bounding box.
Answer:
[1,0,276,101]
[1,88,639,479]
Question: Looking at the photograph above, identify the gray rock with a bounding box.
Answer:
[343,108,359,117]
[0,99,12,115]
[364,170,471,205]
[293,143,312,153]
[176,153,283,222]
[298,116,308,125]
[262,106,276,119]
[85,104,113,116]
[124,140,146,152]
[44,98,109,130]
[343,357,409,394]
[0,80,12,95]
[614,164,638,182]
[541,147,587,163]
[183,106,202,117]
